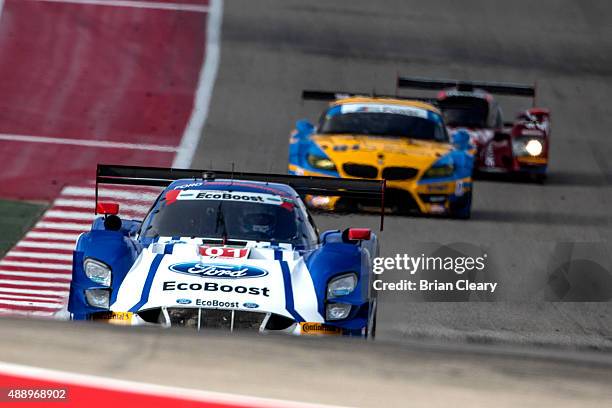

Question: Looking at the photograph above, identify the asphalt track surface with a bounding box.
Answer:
[1,317,611,407]
[193,0,612,346]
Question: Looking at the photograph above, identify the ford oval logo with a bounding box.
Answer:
[243,302,259,309]
[169,262,268,279]
[176,298,192,305]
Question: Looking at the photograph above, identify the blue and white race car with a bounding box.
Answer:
[68,165,383,337]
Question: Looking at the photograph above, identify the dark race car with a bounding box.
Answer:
[397,76,550,181]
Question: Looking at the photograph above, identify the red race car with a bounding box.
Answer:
[397,76,550,182]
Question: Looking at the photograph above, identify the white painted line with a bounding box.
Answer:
[0,287,68,296]
[173,0,223,167]
[0,279,70,288]
[0,309,55,316]
[53,198,98,208]
[17,241,76,251]
[0,133,179,152]
[0,270,71,280]
[0,362,346,408]
[26,231,81,242]
[61,186,158,201]
[5,251,73,261]
[35,221,90,231]
[27,0,209,13]
[0,261,72,270]
[0,299,63,309]
[0,293,64,303]
[45,210,94,221]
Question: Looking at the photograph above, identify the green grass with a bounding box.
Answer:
[0,199,47,257]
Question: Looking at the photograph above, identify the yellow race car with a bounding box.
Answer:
[288,90,475,218]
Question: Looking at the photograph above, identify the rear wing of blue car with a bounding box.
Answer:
[96,164,387,230]
[396,76,537,105]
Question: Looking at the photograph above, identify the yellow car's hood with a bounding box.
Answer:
[311,134,451,170]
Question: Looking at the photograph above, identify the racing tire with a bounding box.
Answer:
[449,191,472,220]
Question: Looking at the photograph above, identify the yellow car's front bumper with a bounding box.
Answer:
[290,165,471,215]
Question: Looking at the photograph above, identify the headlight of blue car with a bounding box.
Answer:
[326,303,352,320]
[327,273,357,298]
[307,153,337,171]
[85,289,110,308]
[84,258,111,286]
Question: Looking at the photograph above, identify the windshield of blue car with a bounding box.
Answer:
[141,190,317,246]
[319,104,448,142]
[439,97,489,128]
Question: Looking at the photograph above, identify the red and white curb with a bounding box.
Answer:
[0,361,346,408]
[0,185,160,317]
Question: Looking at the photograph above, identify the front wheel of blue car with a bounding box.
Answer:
[449,191,472,219]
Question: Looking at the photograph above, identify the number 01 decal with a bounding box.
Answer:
[198,246,250,259]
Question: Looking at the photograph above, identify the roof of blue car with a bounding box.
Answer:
[166,178,298,198]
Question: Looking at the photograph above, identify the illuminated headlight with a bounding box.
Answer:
[84,258,111,286]
[327,273,357,298]
[326,303,352,321]
[85,289,110,309]
[514,138,544,157]
[310,195,331,207]
[423,164,454,179]
[307,154,337,171]
[525,139,543,156]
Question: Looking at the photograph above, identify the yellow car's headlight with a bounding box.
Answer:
[423,165,454,179]
[307,154,337,171]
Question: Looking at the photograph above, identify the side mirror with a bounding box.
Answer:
[295,119,315,135]
[97,202,122,231]
[342,228,371,243]
[451,130,470,150]
[97,202,119,215]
